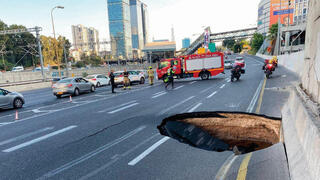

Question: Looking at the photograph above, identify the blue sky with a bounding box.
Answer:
[0,0,259,49]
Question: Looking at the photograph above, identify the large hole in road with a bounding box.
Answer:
[157,112,281,154]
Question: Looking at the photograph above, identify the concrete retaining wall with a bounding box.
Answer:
[282,86,320,180]
[256,51,305,77]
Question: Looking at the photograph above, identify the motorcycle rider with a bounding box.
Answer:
[231,63,242,81]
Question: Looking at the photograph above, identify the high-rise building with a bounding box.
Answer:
[171,26,175,42]
[107,0,133,59]
[257,0,271,35]
[130,0,144,49]
[141,3,149,45]
[182,38,191,49]
[293,0,309,24]
[71,25,100,55]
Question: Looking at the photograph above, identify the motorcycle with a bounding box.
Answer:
[264,63,275,79]
[231,66,241,82]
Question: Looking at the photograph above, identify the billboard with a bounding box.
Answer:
[270,0,294,27]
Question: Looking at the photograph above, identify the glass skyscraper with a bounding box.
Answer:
[141,3,149,45]
[130,0,144,51]
[107,0,132,59]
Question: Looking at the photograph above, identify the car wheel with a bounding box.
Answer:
[56,95,62,99]
[74,88,80,96]
[97,82,101,87]
[13,98,23,109]
[140,77,145,84]
[91,85,96,92]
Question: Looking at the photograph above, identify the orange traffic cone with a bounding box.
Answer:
[15,110,19,120]
[69,96,72,102]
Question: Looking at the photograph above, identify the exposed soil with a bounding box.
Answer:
[158,112,281,153]
[180,113,281,151]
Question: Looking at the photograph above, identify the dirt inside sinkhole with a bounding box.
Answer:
[158,112,281,154]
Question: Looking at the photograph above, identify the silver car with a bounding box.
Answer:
[52,77,95,98]
[0,88,25,109]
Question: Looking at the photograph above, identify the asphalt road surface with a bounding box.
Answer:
[0,55,297,180]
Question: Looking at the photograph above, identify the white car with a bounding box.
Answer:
[86,74,110,87]
[114,70,145,86]
[12,66,24,72]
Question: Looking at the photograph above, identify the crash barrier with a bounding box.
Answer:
[0,63,157,85]
[256,51,305,77]
[282,86,320,180]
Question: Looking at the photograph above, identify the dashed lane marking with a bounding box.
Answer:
[128,137,170,166]
[37,126,146,180]
[220,84,226,89]
[108,103,139,114]
[207,91,217,99]
[159,96,195,115]
[3,126,77,153]
[187,103,202,113]
[98,101,137,113]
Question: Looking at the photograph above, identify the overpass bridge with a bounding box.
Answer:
[182,27,257,55]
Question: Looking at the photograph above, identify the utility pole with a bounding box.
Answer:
[275,0,282,55]
[63,42,69,77]
[35,26,46,81]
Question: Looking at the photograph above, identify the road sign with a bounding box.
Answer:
[0,27,42,35]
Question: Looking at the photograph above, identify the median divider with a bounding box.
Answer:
[281,86,320,180]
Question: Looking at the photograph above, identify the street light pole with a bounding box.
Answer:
[51,6,64,77]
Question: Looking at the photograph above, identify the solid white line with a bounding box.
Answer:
[215,154,238,180]
[207,91,217,98]
[3,126,76,153]
[174,85,185,90]
[38,126,146,180]
[108,103,139,114]
[246,80,263,113]
[159,96,195,115]
[128,137,170,166]
[151,92,167,99]
[188,103,202,113]
[98,100,137,113]
[220,84,226,89]
[0,127,54,146]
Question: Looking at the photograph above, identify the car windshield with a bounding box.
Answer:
[58,79,73,83]
[0,0,307,179]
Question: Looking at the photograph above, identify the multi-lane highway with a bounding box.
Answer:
[0,55,297,179]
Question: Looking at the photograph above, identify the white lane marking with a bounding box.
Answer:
[153,91,166,96]
[159,96,195,115]
[128,137,170,166]
[0,127,54,146]
[220,84,226,89]
[108,103,139,114]
[189,81,197,84]
[151,92,167,99]
[0,122,14,126]
[38,126,146,180]
[174,85,185,90]
[246,80,263,113]
[3,126,76,153]
[200,86,213,93]
[79,133,160,180]
[215,154,238,180]
[226,78,230,81]
[98,100,137,113]
[187,103,202,113]
[227,79,231,83]
[207,91,217,99]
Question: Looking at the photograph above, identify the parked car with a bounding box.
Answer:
[0,88,25,109]
[224,60,233,69]
[135,69,149,79]
[52,77,95,98]
[114,70,145,87]
[12,66,24,72]
[51,77,67,87]
[86,74,110,87]
[33,67,49,72]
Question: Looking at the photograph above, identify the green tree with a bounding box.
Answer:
[250,33,265,54]
[223,39,236,49]
[268,23,278,41]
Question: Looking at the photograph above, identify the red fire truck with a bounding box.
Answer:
[157,52,224,81]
